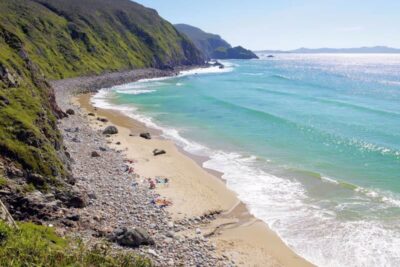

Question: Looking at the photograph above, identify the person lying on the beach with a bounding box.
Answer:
[150,197,172,208]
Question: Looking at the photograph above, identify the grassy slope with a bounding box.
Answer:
[0,0,203,80]
[175,23,231,59]
[0,19,66,183]
[0,221,151,266]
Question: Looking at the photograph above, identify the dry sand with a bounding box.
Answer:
[77,93,313,267]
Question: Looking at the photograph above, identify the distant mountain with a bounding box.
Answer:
[174,24,231,58]
[175,24,258,60]
[258,46,400,54]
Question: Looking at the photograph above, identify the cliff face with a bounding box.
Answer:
[0,24,67,184]
[174,24,231,60]
[0,0,204,219]
[175,23,258,60]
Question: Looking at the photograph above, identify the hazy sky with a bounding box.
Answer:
[134,0,400,50]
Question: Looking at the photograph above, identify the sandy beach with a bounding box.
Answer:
[76,93,313,267]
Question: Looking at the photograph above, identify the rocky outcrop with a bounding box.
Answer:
[0,63,19,88]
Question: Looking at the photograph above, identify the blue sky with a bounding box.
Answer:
[134,0,400,50]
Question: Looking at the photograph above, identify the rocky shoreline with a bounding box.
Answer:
[53,68,235,266]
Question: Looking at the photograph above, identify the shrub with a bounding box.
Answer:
[0,221,152,267]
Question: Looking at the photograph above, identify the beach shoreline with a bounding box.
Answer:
[76,87,313,267]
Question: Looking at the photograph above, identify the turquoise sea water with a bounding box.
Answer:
[93,54,400,266]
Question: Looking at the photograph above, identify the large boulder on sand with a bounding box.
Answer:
[102,125,118,135]
[110,227,154,248]
[140,132,151,140]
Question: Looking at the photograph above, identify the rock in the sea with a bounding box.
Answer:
[66,108,75,115]
[102,126,118,135]
[153,149,166,156]
[110,227,154,248]
[140,132,151,140]
[91,151,100,157]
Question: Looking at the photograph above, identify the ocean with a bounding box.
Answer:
[93,54,400,267]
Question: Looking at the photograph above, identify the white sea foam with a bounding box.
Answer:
[179,65,234,76]
[115,89,156,95]
[380,80,400,86]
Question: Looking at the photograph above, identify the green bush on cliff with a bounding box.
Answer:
[0,221,152,267]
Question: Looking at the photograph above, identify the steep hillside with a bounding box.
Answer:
[0,21,68,187]
[0,0,204,80]
[175,23,258,60]
[175,23,231,59]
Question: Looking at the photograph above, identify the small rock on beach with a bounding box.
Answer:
[102,125,118,135]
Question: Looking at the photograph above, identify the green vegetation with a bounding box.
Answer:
[0,221,151,267]
[0,176,8,187]
[175,23,258,59]
[0,22,67,184]
[212,46,259,59]
[0,0,203,80]
[175,23,231,60]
